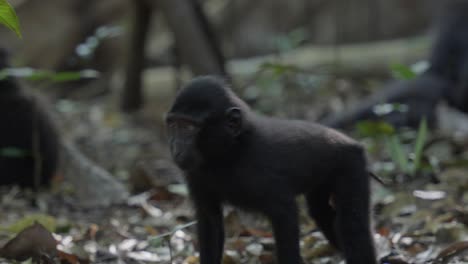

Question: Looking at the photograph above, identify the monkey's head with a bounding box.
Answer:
[166,76,249,171]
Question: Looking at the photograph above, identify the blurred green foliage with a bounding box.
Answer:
[274,28,308,53]
[0,0,21,38]
[0,68,99,82]
[357,118,429,176]
[3,214,56,233]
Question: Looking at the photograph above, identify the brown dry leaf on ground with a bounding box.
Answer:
[0,222,57,262]
[58,250,90,264]
[434,241,468,264]
[0,222,89,264]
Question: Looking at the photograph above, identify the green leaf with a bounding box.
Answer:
[390,63,416,80]
[51,71,83,82]
[274,28,308,52]
[0,0,22,38]
[356,121,395,137]
[5,214,56,233]
[0,68,100,82]
[387,135,409,173]
[412,117,428,173]
[259,62,298,76]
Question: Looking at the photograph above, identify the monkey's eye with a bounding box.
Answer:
[167,120,177,129]
[167,119,198,134]
[179,122,198,134]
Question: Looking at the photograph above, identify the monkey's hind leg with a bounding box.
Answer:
[334,157,377,264]
[305,189,340,249]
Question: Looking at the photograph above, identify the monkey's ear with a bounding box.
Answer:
[225,107,242,137]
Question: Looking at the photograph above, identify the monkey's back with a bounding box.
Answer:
[233,116,365,194]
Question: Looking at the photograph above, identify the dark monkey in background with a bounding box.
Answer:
[0,49,59,188]
[166,76,376,264]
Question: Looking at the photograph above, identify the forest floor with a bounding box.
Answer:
[0,73,467,264]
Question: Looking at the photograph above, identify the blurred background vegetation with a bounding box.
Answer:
[0,0,467,263]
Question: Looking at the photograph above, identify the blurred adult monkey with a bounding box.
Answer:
[0,49,59,188]
[323,0,468,129]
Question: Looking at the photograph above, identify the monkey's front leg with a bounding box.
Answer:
[195,201,225,264]
[267,199,303,264]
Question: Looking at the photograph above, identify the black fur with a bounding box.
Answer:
[428,0,468,112]
[166,76,377,264]
[323,1,468,129]
[0,50,59,188]
[322,74,449,129]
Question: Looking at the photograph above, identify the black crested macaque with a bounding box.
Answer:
[0,49,59,188]
[165,76,377,264]
[323,0,468,129]
[427,0,468,112]
[322,75,450,129]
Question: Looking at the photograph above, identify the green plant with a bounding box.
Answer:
[273,28,308,53]
[390,63,417,80]
[412,117,428,173]
[385,118,428,175]
[357,118,429,176]
[0,68,100,82]
[390,61,430,80]
[0,0,21,38]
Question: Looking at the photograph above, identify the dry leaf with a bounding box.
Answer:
[434,241,468,264]
[58,250,90,264]
[0,222,57,261]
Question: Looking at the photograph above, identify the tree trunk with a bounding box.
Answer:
[121,0,152,112]
[158,0,226,76]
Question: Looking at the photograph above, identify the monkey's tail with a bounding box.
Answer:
[368,171,390,186]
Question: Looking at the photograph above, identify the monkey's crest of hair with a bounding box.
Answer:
[170,76,250,119]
